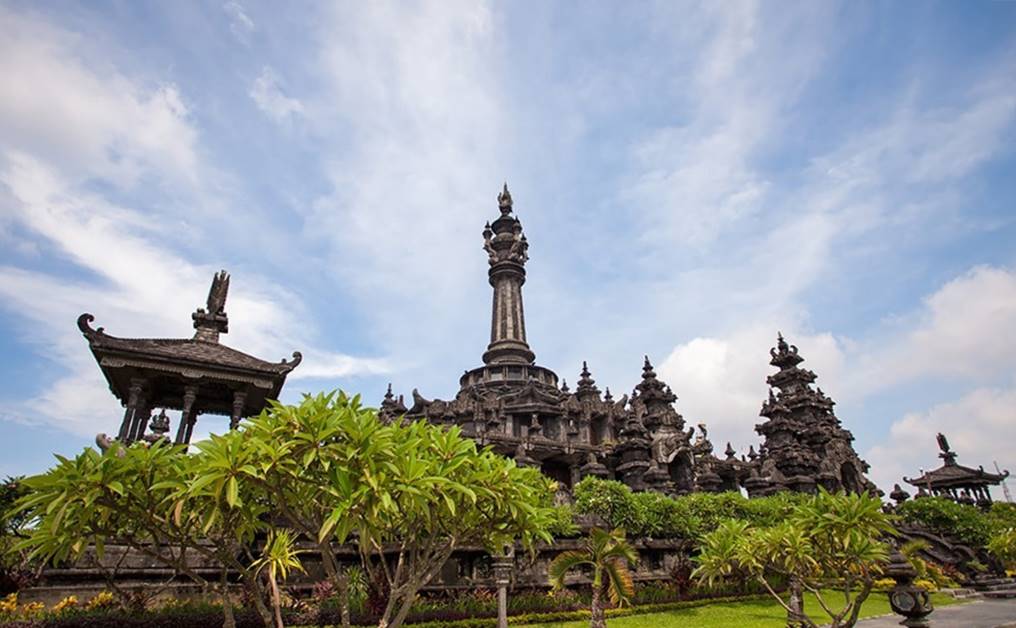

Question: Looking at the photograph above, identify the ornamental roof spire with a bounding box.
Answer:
[576,361,601,400]
[192,270,230,343]
[497,182,513,215]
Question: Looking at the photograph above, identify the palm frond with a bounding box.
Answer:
[603,557,635,607]
[547,550,593,589]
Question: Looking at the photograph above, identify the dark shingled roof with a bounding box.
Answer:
[905,463,1008,489]
[77,313,301,375]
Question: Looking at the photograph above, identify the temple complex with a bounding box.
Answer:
[903,433,1010,507]
[78,270,302,448]
[75,186,876,498]
[742,334,878,497]
[380,185,873,498]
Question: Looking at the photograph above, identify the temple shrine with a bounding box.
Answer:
[78,270,302,449]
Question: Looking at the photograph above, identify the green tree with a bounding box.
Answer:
[252,529,304,628]
[987,528,1016,571]
[547,527,638,628]
[14,440,276,627]
[694,489,893,628]
[239,391,558,628]
[0,477,32,593]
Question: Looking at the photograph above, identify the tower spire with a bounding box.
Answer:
[482,183,534,365]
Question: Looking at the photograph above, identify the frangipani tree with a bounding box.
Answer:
[547,528,638,628]
[694,489,893,628]
[234,391,559,628]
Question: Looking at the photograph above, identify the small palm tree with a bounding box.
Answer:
[548,527,638,628]
[252,529,305,628]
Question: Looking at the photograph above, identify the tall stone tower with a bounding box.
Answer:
[744,333,877,496]
[481,184,535,366]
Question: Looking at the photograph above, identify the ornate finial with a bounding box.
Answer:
[497,182,513,215]
[77,313,106,338]
[936,433,957,465]
[604,387,613,402]
[561,379,569,393]
[207,270,230,314]
[193,270,231,342]
[582,361,590,377]
[724,442,736,459]
[277,351,303,373]
[384,383,394,401]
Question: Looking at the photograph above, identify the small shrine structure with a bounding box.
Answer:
[78,271,302,447]
[904,433,1010,507]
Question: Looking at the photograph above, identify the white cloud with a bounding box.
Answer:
[223,1,255,42]
[0,8,384,437]
[658,323,847,456]
[303,1,506,374]
[249,67,304,122]
[0,8,199,187]
[866,385,1016,499]
[0,155,387,435]
[847,266,1016,396]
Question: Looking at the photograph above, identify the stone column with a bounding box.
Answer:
[128,399,151,443]
[493,551,513,628]
[230,391,247,430]
[118,378,145,442]
[175,385,199,445]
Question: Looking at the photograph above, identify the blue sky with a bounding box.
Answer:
[1,1,1015,494]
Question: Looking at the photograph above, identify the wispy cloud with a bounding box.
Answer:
[223,1,255,43]
[250,66,304,122]
[0,7,384,437]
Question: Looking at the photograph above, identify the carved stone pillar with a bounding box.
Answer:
[492,550,513,628]
[175,385,199,445]
[118,378,145,442]
[128,398,151,443]
[230,391,247,430]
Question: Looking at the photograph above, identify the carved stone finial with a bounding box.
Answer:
[278,351,302,374]
[724,442,736,460]
[193,270,231,342]
[497,182,513,215]
[77,313,106,338]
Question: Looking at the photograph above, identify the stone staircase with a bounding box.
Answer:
[972,576,1016,599]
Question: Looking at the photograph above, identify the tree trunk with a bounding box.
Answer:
[338,571,351,628]
[787,577,806,628]
[590,572,606,628]
[269,574,284,628]
[241,569,274,628]
[220,568,236,628]
[317,541,350,628]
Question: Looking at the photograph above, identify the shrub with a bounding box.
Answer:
[896,497,990,546]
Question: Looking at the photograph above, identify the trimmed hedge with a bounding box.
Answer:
[896,497,991,547]
[572,477,806,539]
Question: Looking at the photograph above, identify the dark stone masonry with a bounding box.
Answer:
[377,184,876,499]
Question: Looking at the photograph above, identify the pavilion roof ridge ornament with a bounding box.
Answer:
[936,432,958,466]
[276,351,303,374]
[192,270,230,343]
[77,313,106,338]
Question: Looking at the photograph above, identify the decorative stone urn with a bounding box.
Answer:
[885,547,933,627]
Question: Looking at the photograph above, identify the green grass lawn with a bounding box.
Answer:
[519,591,960,628]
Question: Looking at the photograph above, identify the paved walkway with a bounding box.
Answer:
[854,599,1016,628]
